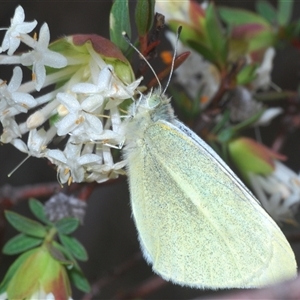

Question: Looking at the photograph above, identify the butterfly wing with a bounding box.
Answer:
[125,119,297,289]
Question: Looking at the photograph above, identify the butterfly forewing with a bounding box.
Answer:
[124,118,297,289]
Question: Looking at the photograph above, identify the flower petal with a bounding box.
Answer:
[57,93,80,111]
[56,113,78,136]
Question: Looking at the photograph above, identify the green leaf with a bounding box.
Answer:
[187,40,221,69]
[219,6,270,26]
[169,86,200,122]
[255,1,277,24]
[29,198,52,225]
[68,268,90,293]
[110,0,131,54]
[52,241,79,268]
[211,110,231,134]
[278,0,293,26]
[59,234,88,261]
[170,12,226,70]
[5,211,47,238]
[168,20,204,44]
[135,0,155,36]
[236,64,258,85]
[3,233,42,255]
[0,249,36,293]
[255,90,296,102]
[55,218,79,235]
[47,243,74,266]
[228,39,249,61]
[247,30,276,51]
[228,137,273,182]
[232,109,265,132]
[205,3,227,69]
[218,127,235,143]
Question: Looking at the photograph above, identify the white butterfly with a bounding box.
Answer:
[120,30,297,289]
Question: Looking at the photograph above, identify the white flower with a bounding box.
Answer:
[46,142,102,184]
[0,117,21,143]
[30,290,55,300]
[248,161,300,223]
[252,47,275,90]
[178,45,219,102]
[8,128,50,159]
[3,291,61,300]
[86,159,127,183]
[83,143,126,183]
[9,288,73,300]
[0,292,7,300]
[229,86,283,125]
[0,66,37,115]
[104,76,142,109]
[72,64,142,109]
[255,107,283,126]
[0,5,37,55]
[20,23,67,91]
[155,0,213,103]
[165,31,220,102]
[55,92,104,140]
[155,1,191,23]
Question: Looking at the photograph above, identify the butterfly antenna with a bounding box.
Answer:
[162,26,182,95]
[122,31,162,94]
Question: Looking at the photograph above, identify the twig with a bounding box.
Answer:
[77,183,97,201]
[0,182,62,207]
[114,275,167,299]
[208,58,246,110]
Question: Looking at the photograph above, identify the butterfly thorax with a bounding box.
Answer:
[122,90,176,151]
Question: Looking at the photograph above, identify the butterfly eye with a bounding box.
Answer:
[147,94,161,108]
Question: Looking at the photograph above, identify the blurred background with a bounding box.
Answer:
[1,1,300,299]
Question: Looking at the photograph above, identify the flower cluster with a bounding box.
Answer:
[228,138,300,223]
[0,6,141,185]
[249,161,300,223]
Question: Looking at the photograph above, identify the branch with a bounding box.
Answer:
[0,182,62,207]
[114,276,167,299]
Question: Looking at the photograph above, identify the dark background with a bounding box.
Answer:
[0,1,300,299]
